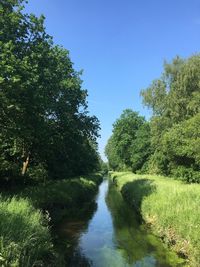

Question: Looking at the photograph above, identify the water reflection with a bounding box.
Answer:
[105,182,184,266]
[54,201,97,266]
[58,179,185,267]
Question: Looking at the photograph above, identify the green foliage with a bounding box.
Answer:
[112,110,145,167]
[0,173,102,266]
[105,136,122,171]
[22,173,103,222]
[130,122,151,172]
[98,158,109,174]
[105,109,151,172]
[0,196,53,267]
[170,166,200,184]
[0,1,102,265]
[0,0,100,183]
[141,55,200,182]
[161,114,200,182]
[0,1,102,263]
[111,172,200,266]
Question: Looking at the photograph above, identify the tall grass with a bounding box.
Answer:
[110,172,200,266]
[0,196,53,267]
[0,173,102,266]
[21,173,103,222]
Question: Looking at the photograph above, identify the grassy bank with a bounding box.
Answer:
[110,172,200,267]
[0,196,53,267]
[0,173,103,267]
[22,173,103,222]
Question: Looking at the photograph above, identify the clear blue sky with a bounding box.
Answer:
[25,0,200,161]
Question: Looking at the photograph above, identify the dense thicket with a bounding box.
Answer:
[105,109,151,172]
[0,0,100,185]
[106,55,200,182]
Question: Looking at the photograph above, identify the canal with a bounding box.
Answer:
[58,178,184,267]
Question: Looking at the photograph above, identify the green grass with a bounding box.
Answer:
[0,196,53,267]
[110,172,200,267]
[0,173,103,266]
[22,173,103,222]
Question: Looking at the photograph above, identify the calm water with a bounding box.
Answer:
[59,179,185,267]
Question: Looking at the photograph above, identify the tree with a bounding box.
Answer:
[0,0,100,183]
[141,55,200,181]
[162,114,200,182]
[105,136,122,171]
[112,110,145,167]
[105,109,151,172]
[130,122,151,172]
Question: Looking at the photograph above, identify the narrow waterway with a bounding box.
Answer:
[59,179,184,267]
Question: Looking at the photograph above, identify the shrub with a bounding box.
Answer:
[170,165,200,183]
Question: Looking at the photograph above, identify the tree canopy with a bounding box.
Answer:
[106,55,200,183]
[105,109,151,172]
[0,0,101,184]
[140,55,200,182]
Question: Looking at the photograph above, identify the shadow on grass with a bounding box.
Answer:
[121,179,156,212]
[112,172,130,185]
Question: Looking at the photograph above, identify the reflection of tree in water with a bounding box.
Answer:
[53,181,183,267]
[105,181,175,267]
[54,201,97,267]
[105,182,151,265]
[65,249,93,267]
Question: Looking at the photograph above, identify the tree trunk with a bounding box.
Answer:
[22,155,30,175]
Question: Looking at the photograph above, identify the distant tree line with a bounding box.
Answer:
[106,55,200,183]
[0,0,101,186]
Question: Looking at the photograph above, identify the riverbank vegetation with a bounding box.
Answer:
[0,1,103,266]
[106,55,200,183]
[110,172,200,266]
[106,54,200,266]
[0,173,102,266]
[0,196,53,267]
[22,173,103,223]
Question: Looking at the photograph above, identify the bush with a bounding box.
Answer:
[170,165,200,183]
[26,163,48,183]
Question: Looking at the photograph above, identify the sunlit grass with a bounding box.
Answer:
[0,173,102,266]
[110,172,200,266]
[0,196,53,267]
